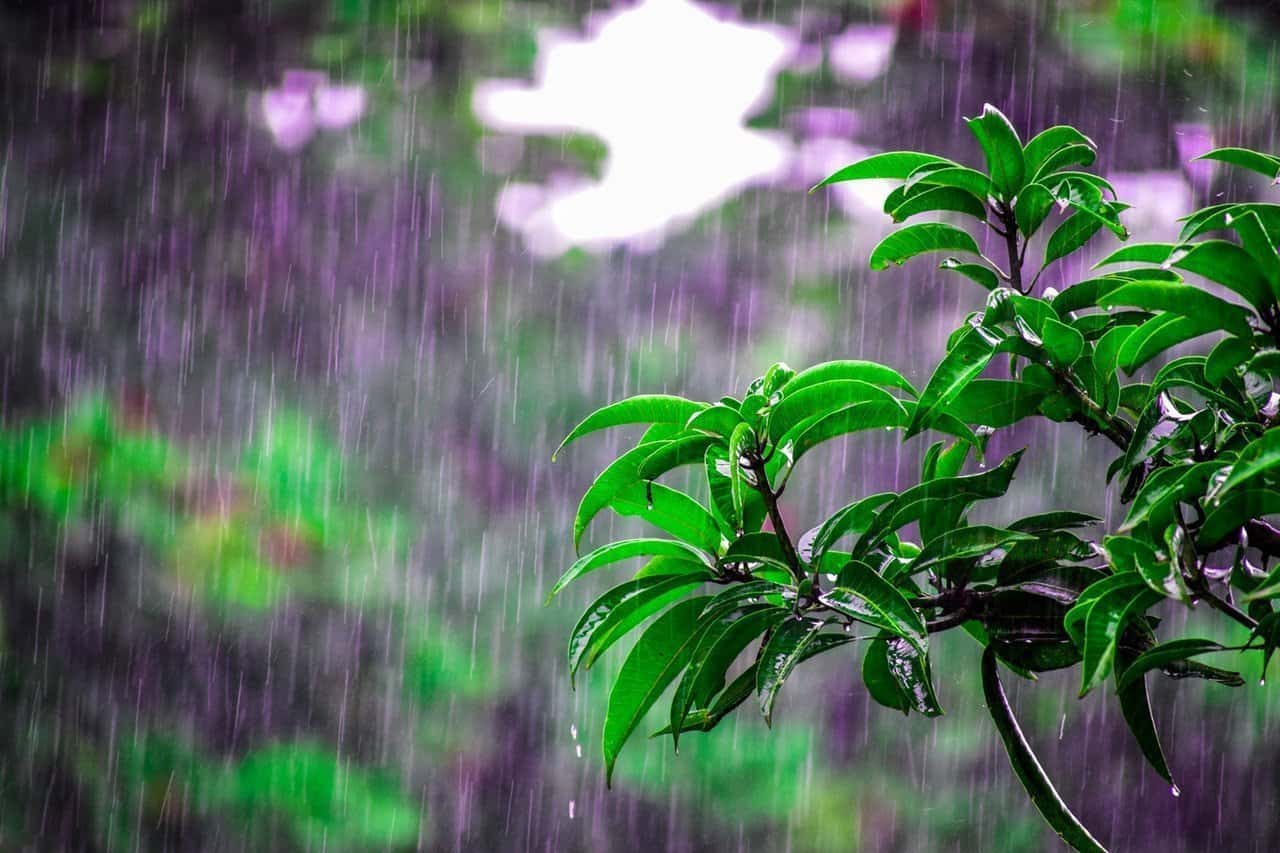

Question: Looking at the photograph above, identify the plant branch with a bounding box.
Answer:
[1195,586,1259,631]
[995,202,1023,293]
[745,453,807,588]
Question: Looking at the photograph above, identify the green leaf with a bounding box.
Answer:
[981,648,1109,853]
[610,482,724,553]
[818,559,927,653]
[548,538,711,601]
[882,636,944,716]
[727,422,754,526]
[862,635,912,714]
[635,434,718,481]
[1117,313,1215,373]
[939,257,1001,291]
[603,596,711,786]
[1031,144,1097,181]
[945,379,1046,427]
[766,380,905,445]
[905,526,1035,576]
[1209,427,1280,500]
[855,451,1024,557]
[1008,511,1100,533]
[723,531,796,576]
[1014,183,1056,238]
[1097,281,1253,340]
[889,185,987,222]
[670,606,785,748]
[1227,210,1280,303]
[555,395,706,459]
[1044,211,1104,269]
[868,223,981,271]
[1077,580,1160,697]
[908,325,997,437]
[1249,613,1280,680]
[810,492,897,559]
[1063,573,1141,647]
[568,573,712,682]
[757,616,829,724]
[705,446,766,536]
[1114,644,1176,787]
[1180,202,1280,242]
[1205,336,1256,385]
[1195,147,1280,182]
[780,360,917,398]
[966,103,1025,197]
[1041,318,1085,365]
[1115,639,1233,691]
[1164,241,1273,312]
[910,165,994,200]
[774,400,910,476]
[1201,488,1280,547]
[1023,126,1096,178]
[1105,534,1190,605]
[1121,461,1221,538]
[684,404,744,439]
[811,151,951,190]
[1046,176,1128,239]
[574,441,673,549]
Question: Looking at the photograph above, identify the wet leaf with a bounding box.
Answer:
[818,559,927,653]
[603,597,711,786]
[555,395,706,459]
[548,538,711,601]
[981,649,1109,853]
[966,103,1024,197]
[757,616,829,725]
[811,151,951,190]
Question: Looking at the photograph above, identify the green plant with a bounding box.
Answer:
[550,104,1280,851]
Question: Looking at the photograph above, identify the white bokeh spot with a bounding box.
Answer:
[473,0,797,256]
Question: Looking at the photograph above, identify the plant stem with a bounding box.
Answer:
[746,454,807,587]
[996,203,1023,292]
[1196,587,1259,631]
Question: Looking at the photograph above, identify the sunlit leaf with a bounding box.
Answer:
[780,360,917,398]
[609,482,724,552]
[811,151,952,190]
[555,395,707,459]
[966,103,1025,198]
[568,572,712,682]
[670,606,785,748]
[868,223,981,271]
[548,538,712,601]
[603,596,711,786]
[1023,125,1096,178]
[1195,147,1280,182]
[908,325,997,436]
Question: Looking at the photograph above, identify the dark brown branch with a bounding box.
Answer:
[745,453,807,587]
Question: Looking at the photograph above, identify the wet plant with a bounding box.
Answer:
[551,104,1280,851]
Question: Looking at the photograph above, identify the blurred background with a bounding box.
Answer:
[1,0,1278,850]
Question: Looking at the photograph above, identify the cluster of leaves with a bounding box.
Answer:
[552,104,1280,851]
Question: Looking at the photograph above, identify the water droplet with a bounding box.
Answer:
[1170,785,1181,798]
[570,724,578,741]
[569,800,576,819]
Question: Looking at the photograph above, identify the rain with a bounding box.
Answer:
[0,0,1277,850]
